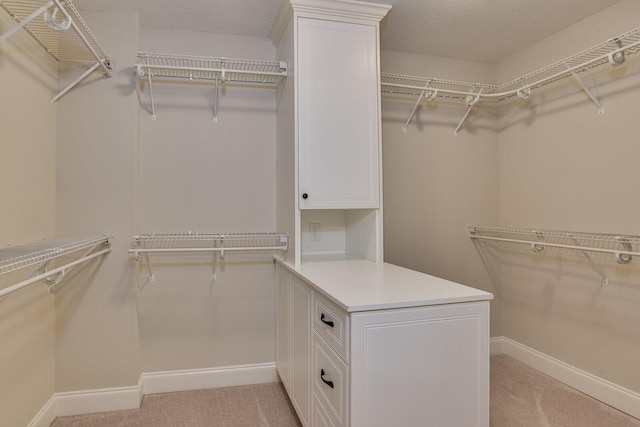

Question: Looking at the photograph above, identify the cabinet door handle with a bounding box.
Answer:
[320,313,334,328]
[320,369,334,389]
[302,193,309,199]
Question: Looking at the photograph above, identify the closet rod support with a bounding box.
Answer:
[213,76,219,123]
[568,235,608,285]
[566,64,604,114]
[147,71,157,120]
[454,88,483,135]
[402,82,431,133]
[50,61,101,105]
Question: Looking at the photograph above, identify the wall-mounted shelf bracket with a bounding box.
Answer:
[566,64,604,114]
[0,235,112,299]
[0,0,113,104]
[469,225,640,285]
[454,88,483,135]
[568,234,608,285]
[402,82,436,133]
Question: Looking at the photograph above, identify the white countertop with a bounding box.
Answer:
[276,258,493,313]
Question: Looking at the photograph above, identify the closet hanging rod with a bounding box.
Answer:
[469,225,639,284]
[381,25,640,103]
[0,235,112,298]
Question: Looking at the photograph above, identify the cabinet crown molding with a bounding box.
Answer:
[270,0,391,45]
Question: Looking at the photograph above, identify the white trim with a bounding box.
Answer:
[27,394,57,427]
[27,363,279,424]
[142,362,278,395]
[54,383,142,417]
[491,336,640,419]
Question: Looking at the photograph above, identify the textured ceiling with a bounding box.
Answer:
[73,0,622,62]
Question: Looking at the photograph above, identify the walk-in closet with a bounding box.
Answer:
[2,0,639,426]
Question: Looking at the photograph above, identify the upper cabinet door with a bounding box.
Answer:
[298,18,381,209]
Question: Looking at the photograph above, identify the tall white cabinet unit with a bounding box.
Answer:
[273,0,390,266]
[272,1,491,426]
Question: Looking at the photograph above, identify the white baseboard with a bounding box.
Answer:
[491,336,640,420]
[27,395,57,427]
[28,362,278,424]
[142,362,278,395]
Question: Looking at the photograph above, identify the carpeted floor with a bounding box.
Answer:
[490,355,640,427]
[50,382,301,427]
[52,355,640,427]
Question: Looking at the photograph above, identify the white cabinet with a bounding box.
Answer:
[276,263,312,426]
[297,18,381,210]
[350,302,490,427]
[275,260,490,427]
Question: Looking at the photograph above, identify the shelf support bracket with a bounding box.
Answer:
[454,88,483,136]
[402,82,435,134]
[566,64,604,114]
[568,235,608,285]
[212,76,219,123]
[147,71,157,120]
[50,62,101,105]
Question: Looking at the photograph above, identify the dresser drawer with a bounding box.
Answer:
[313,330,349,427]
[313,293,349,362]
[314,396,337,427]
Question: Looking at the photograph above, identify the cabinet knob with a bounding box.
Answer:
[320,369,334,389]
[320,313,334,328]
[302,193,309,199]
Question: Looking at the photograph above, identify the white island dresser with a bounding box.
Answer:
[275,257,493,427]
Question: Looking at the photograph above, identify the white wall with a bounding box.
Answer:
[495,0,640,393]
[136,29,278,372]
[380,50,502,336]
[0,10,58,426]
[55,11,141,392]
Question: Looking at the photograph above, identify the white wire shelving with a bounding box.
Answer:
[129,232,289,281]
[0,0,113,104]
[0,235,112,298]
[469,225,640,285]
[135,52,288,121]
[381,26,640,135]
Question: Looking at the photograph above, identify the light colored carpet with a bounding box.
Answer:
[51,356,640,426]
[491,354,640,427]
[50,382,301,427]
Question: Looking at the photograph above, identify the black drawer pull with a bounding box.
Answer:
[320,313,334,328]
[320,369,334,389]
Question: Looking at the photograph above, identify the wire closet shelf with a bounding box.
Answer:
[135,52,288,121]
[468,225,640,285]
[381,25,640,134]
[0,0,113,104]
[129,232,289,282]
[0,235,112,298]
[129,232,289,259]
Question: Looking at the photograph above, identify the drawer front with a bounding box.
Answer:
[314,396,337,427]
[313,331,349,427]
[313,293,349,362]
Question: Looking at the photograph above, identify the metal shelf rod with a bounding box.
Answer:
[469,225,638,284]
[468,234,640,259]
[0,247,110,299]
[129,245,288,259]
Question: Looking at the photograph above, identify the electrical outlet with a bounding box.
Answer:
[310,223,321,241]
